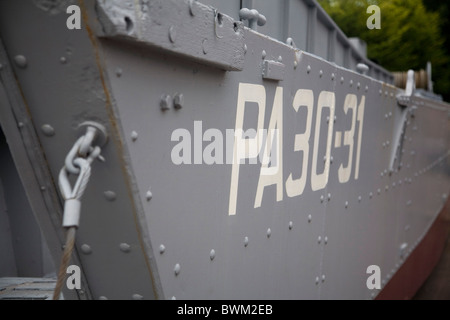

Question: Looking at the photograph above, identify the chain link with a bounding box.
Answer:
[54,124,106,300]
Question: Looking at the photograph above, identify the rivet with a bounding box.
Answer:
[244,236,249,247]
[188,0,196,16]
[115,68,123,77]
[146,190,153,201]
[171,296,177,300]
[377,188,381,195]
[81,244,92,255]
[119,243,131,253]
[174,93,184,110]
[18,122,24,128]
[174,263,181,276]
[293,60,298,69]
[288,221,293,230]
[345,201,349,208]
[160,94,171,111]
[131,131,138,141]
[319,70,323,77]
[369,192,373,199]
[308,214,312,223]
[358,196,362,202]
[318,236,322,244]
[210,249,216,261]
[98,296,108,300]
[349,80,353,87]
[307,65,311,74]
[320,195,325,203]
[385,185,389,191]
[40,186,46,191]
[365,85,369,92]
[278,55,283,63]
[324,236,328,244]
[262,50,266,59]
[327,193,331,201]
[330,156,333,164]
[243,44,247,54]
[104,191,117,201]
[14,55,27,68]
[169,25,176,43]
[202,39,208,54]
[322,275,326,282]
[340,76,344,84]
[267,228,271,238]
[60,56,67,64]
[331,73,335,80]
[357,82,360,89]
[41,124,55,137]
[315,277,320,285]
[159,244,166,254]
[132,294,143,300]
[381,171,384,177]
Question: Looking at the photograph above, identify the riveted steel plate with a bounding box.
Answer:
[0,0,448,300]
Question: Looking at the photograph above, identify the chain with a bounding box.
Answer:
[53,125,105,300]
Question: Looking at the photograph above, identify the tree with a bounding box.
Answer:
[318,0,450,100]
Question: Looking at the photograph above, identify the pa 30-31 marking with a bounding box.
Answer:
[229,82,366,215]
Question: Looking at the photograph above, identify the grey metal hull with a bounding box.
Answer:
[0,0,449,300]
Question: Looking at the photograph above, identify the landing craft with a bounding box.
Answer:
[0,0,448,300]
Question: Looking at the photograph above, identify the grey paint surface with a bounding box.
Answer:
[1,126,55,279]
[0,154,18,277]
[0,0,448,300]
[0,130,43,277]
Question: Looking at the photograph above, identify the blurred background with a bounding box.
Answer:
[318,0,450,102]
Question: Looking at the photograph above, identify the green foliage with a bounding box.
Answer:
[318,0,450,100]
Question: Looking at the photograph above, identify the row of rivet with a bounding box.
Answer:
[161,4,250,57]
[414,151,450,177]
[80,242,131,255]
[304,63,369,91]
[158,217,324,281]
[378,89,396,98]
[12,54,71,69]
